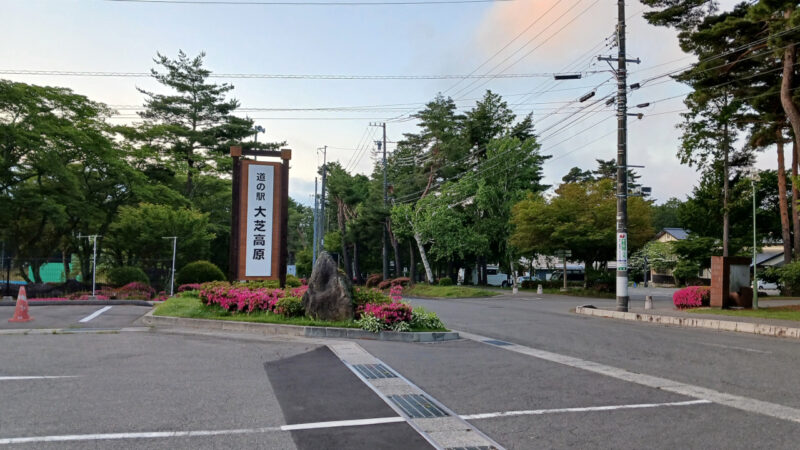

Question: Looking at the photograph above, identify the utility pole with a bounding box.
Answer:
[371,122,389,280]
[599,1,639,312]
[162,236,177,297]
[313,177,319,266]
[77,234,100,299]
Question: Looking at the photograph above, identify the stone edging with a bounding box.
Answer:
[575,306,800,340]
[141,310,459,343]
[0,300,156,307]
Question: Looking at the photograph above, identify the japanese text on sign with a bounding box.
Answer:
[245,165,274,276]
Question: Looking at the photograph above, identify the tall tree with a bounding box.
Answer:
[137,51,262,197]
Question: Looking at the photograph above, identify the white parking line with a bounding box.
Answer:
[78,306,112,323]
[460,399,711,420]
[460,330,800,424]
[280,416,404,431]
[700,342,772,354]
[0,400,714,445]
[0,376,78,381]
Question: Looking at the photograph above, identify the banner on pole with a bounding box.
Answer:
[617,232,627,271]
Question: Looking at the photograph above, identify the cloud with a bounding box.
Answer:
[473,0,613,71]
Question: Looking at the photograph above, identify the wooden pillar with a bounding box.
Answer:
[229,146,242,281]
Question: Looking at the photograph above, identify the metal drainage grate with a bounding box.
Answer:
[389,394,449,418]
[352,364,397,379]
[483,339,512,346]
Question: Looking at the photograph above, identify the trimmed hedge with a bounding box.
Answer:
[176,260,226,285]
[107,266,149,287]
[438,277,453,286]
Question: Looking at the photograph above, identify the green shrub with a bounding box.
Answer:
[410,307,444,330]
[274,296,304,317]
[176,260,226,285]
[235,280,280,289]
[437,277,453,286]
[777,261,800,294]
[107,266,149,287]
[356,314,384,333]
[353,286,391,306]
[285,274,302,288]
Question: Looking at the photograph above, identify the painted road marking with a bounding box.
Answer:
[459,399,711,420]
[280,416,404,431]
[700,342,772,354]
[0,400,712,445]
[78,306,113,323]
[459,330,800,424]
[0,376,78,381]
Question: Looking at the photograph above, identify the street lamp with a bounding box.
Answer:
[253,125,265,143]
[162,237,177,297]
[749,169,760,309]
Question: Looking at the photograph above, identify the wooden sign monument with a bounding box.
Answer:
[229,146,291,287]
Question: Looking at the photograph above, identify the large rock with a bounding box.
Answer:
[302,252,354,321]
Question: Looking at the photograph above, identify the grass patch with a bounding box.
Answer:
[404,284,500,299]
[154,294,360,328]
[688,305,800,322]
[538,288,616,299]
[154,293,450,331]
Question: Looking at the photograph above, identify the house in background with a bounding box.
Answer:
[648,228,691,286]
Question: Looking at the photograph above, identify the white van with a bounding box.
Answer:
[471,265,511,287]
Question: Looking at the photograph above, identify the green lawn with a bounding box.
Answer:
[403,284,500,299]
[540,288,616,299]
[689,305,800,322]
[154,294,360,328]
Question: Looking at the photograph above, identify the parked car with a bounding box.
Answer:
[757,279,779,290]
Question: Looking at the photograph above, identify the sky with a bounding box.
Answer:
[1,0,769,207]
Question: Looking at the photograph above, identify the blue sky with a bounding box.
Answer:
[2,0,767,206]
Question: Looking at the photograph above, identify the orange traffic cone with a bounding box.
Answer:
[8,286,33,323]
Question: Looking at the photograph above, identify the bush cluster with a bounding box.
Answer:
[376,277,411,290]
[437,277,453,286]
[673,285,710,309]
[353,286,391,307]
[107,266,149,287]
[285,274,302,288]
[198,282,308,317]
[365,273,383,288]
[178,283,203,292]
[176,260,226,285]
[117,282,156,300]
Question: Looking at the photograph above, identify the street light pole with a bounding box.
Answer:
[78,234,100,298]
[751,171,760,309]
[162,236,177,297]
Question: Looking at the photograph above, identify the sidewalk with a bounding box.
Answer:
[575,301,800,340]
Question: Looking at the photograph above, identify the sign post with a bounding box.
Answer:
[229,146,291,286]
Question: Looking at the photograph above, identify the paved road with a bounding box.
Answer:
[2,297,800,449]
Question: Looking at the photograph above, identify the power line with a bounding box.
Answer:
[0,69,601,80]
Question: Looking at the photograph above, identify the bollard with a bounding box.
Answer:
[645,295,653,310]
[537,284,543,294]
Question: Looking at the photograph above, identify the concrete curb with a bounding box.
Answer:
[141,310,459,343]
[0,300,157,307]
[575,306,800,340]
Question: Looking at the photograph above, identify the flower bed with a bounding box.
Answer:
[198,282,308,317]
[673,286,711,309]
[355,285,445,333]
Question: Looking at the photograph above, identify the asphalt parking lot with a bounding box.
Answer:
[0,304,151,331]
[2,299,800,449]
